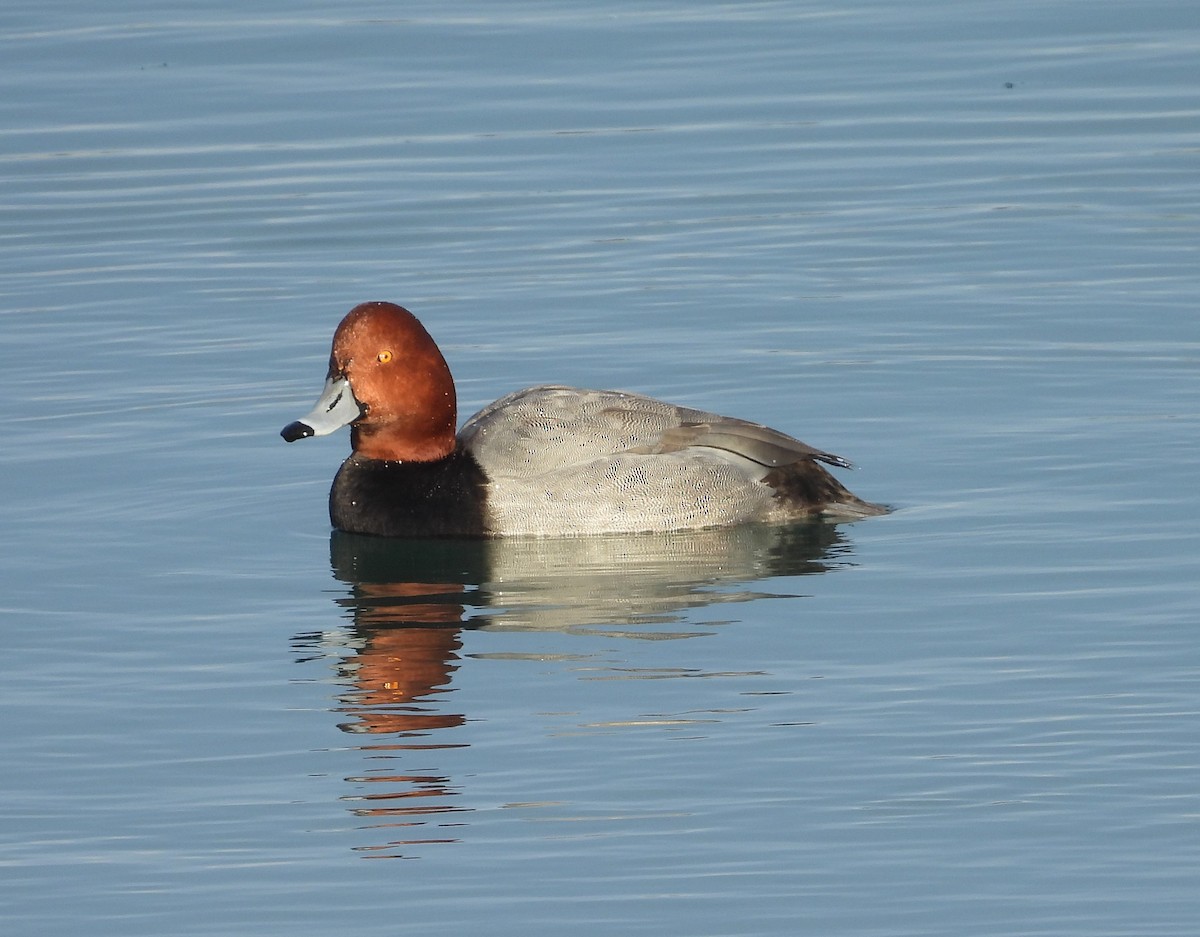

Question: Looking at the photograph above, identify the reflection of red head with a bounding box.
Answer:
[339,624,465,735]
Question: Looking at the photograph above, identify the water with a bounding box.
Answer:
[3,2,1199,935]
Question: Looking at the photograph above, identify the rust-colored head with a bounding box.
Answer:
[333,302,457,461]
[283,302,457,461]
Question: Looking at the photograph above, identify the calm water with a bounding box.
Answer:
[3,1,1199,935]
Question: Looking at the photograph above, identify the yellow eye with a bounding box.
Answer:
[377,350,393,364]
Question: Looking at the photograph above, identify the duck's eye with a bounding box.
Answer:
[377,350,393,364]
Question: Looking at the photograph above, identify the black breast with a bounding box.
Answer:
[329,450,491,538]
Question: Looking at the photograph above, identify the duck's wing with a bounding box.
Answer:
[632,415,854,470]
[459,385,852,478]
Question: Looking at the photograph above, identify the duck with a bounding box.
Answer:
[281,302,885,537]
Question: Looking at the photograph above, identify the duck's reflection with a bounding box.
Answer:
[292,523,854,857]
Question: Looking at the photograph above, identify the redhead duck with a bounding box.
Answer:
[281,302,885,537]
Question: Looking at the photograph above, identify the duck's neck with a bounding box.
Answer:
[351,422,456,462]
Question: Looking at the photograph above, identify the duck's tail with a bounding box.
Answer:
[763,460,889,519]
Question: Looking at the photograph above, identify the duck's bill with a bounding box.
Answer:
[281,375,363,442]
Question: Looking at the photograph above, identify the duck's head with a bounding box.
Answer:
[281,302,457,462]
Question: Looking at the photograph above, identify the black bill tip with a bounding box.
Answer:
[280,421,314,442]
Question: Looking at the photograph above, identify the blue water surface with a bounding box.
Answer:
[2,2,1198,935]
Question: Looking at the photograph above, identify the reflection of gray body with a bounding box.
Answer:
[330,521,846,636]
